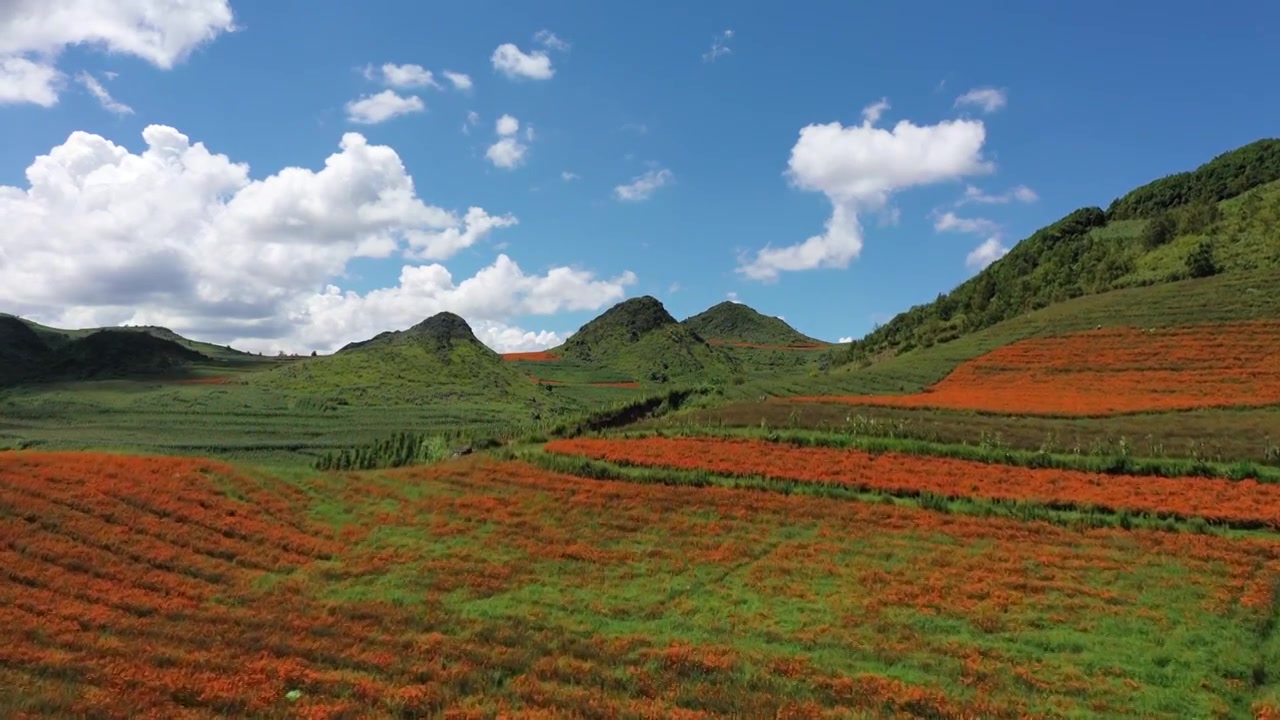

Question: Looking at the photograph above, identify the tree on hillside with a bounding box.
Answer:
[1177,201,1221,235]
[1185,240,1219,278]
[1142,213,1177,248]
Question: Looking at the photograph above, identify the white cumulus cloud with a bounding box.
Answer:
[406,207,518,260]
[0,55,62,106]
[954,87,1007,114]
[443,70,472,90]
[491,43,554,80]
[486,114,529,169]
[0,125,634,354]
[376,63,439,89]
[345,89,424,124]
[0,0,235,106]
[737,98,992,282]
[838,336,854,343]
[614,168,673,202]
[965,237,1010,269]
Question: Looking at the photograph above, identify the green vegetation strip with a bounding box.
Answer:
[515,448,1274,537]
[598,427,1280,483]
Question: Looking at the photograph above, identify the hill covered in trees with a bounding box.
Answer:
[842,138,1280,365]
[553,296,738,384]
[682,302,826,347]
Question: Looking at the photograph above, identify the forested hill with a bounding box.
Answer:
[841,138,1280,365]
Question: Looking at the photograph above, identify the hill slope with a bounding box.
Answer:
[7,314,254,361]
[682,302,826,347]
[0,315,52,386]
[771,268,1280,399]
[256,312,564,410]
[0,315,210,386]
[842,138,1280,365]
[553,296,738,383]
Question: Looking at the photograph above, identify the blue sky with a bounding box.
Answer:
[1,0,1277,352]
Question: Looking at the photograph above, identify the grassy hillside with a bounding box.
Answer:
[552,296,738,384]
[682,301,825,346]
[252,312,566,414]
[765,268,1280,398]
[842,139,1280,364]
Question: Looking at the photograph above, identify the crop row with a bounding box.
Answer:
[544,435,1280,528]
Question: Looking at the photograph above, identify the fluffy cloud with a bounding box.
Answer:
[492,43,554,80]
[838,336,854,343]
[374,63,439,89]
[965,237,1010,269]
[443,71,472,90]
[75,71,132,114]
[496,114,519,136]
[738,99,991,281]
[0,125,634,353]
[954,87,1007,114]
[406,207,518,260]
[703,29,733,62]
[462,110,480,134]
[0,0,235,106]
[614,168,673,202]
[345,89,424,124]
[958,183,1038,205]
[0,56,61,106]
[486,114,529,169]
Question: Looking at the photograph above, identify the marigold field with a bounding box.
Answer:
[794,322,1280,416]
[5,450,1280,718]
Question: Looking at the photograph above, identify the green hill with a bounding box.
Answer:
[682,301,826,347]
[49,330,208,380]
[1,314,211,386]
[841,138,1280,365]
[0,315,52,385]
[552,296,738,384]
[255,312,565,410]
[7,314,254,361]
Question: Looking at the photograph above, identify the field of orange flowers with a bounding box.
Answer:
[5,450,1280,717]
[793,321,1280,416]
[544,435,1280,528]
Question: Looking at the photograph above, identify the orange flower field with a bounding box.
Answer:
[501,351,560,361]
[545,435,1280,528]
[791,321,1280,415]
[5,451,1280,717]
